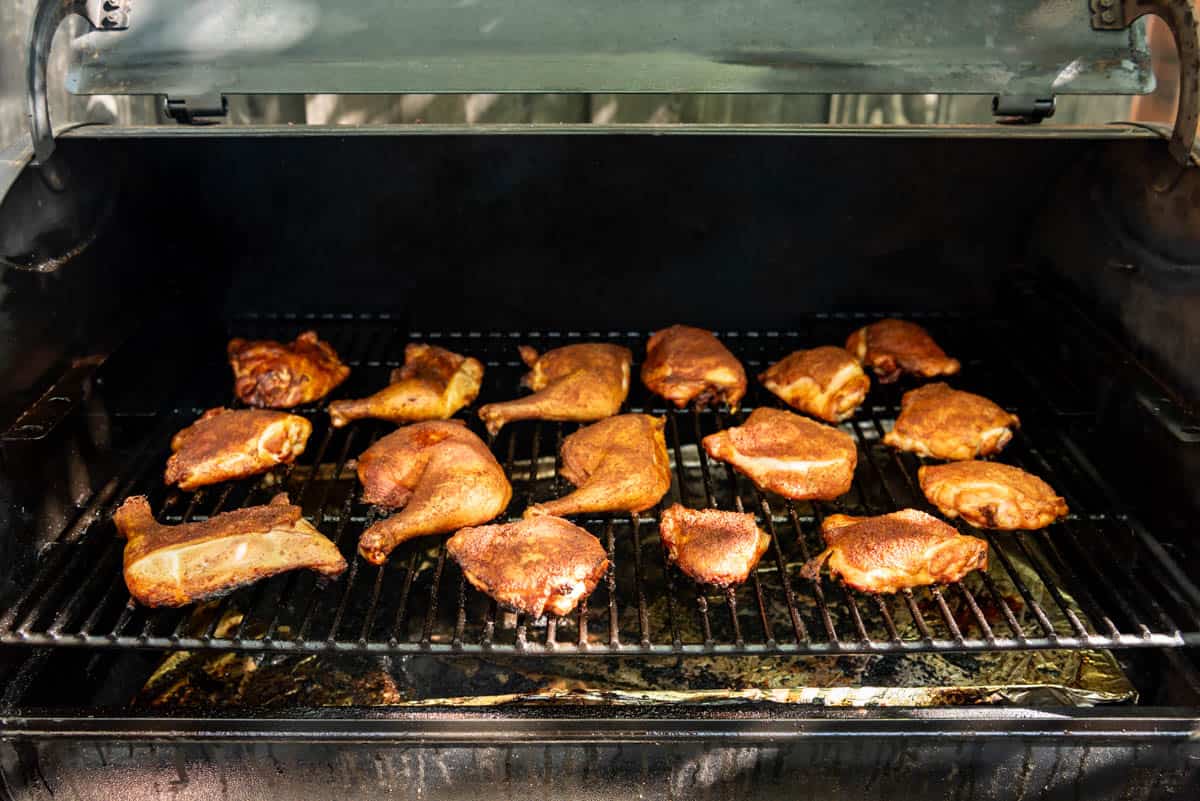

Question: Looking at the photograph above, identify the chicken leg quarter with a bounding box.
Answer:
[525,414,671,518]
[356,421,512,564]
[478,344,631,435]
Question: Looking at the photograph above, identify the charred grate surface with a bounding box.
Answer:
[2,315,1199,656]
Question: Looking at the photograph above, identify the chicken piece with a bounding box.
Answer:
[760,346,870,423]
[228,330,350,408]
[884,383,1019,460]
[919,461,1068,530]
[165,408,311,491]
[329,344,484,427]
[447,516,609,617]
[702,407,856,500]
[477,344,631,436]
[658,504,771,587]
[113,493,347,608]
[845,319,961,383]
[356,421,512,564]
[641,325,747,411]
[525,414,671,518]
[801,509,988,593]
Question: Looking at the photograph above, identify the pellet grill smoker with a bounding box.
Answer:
[1,1,1200,798]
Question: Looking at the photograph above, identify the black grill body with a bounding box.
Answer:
[0,129,1197,799]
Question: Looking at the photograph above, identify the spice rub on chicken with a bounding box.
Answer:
[356,421,511,565]
[329,343,483,427]
[919,460,1068,530]
[641,325,747,411]
[759,346,870,423]
[525,414,671,519]
[165,408,311,491]
[801,509,988,594]
[845,319,960,383]
[884,383,1019,461]
[702,407,856,500]
[478,343,631,435]
[113,493,347,608]
[447,516,609,618]
[658,504,771,588]
[228,330,350,408]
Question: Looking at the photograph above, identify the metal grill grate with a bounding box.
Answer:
[3,315,1199,656]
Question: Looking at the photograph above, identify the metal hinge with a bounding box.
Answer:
[1089,0,1199,185]
[28,0,129,166]
[991,95,1057,124]
[162,94,229,125]
[82,0,130,30]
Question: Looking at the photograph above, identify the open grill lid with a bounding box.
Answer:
[65,0,1153,98]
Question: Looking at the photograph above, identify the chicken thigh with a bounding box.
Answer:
[658,504,771,587]
[884,383,1019,460]
[228,330,350,408]
[641,325,747,410]
[702,408,856,500]
[329,343,483,427]
[165,408,311,491]
[919,461,1068,530]
[801,509,988,593]
[759,346,870,422]
[845,319,960,383]
[478,344,631,435]
[356,421,512,564]
[447,516,609,618]
[525,414,671,518]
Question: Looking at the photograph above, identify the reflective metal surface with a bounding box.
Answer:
[68,0,1153,97]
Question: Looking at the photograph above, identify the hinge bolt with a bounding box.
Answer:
[1101,9,1116,22]
[1099,0,1114,7]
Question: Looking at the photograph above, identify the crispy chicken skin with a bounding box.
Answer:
[801,509,988,593]
[845,319,961,383]
[165,408,311,491]
[478,344,631,436]
[525,414,671,518]
[447,516,609,618]
[884,383,1019,460]
[919,461,1068,530]
[702,407,856,500]
[228,330,350,408]
[759,346,870,422]
[356,421,512,564]
[658,504,771,588]
[113,493,346,608]
[641,325,747,411]
[329,344,483,427]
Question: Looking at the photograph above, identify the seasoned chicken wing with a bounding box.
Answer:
[478,343,631,436]
[760,346,870,422]
[356,421,512,564]
[919,461,1068,530]
[658,504,771,587]
[228,330,350,408]
[447,516,609,618]
[113,493,347,608]
[845,319,960,383]
[329,343,483,427]
[642,325,747,410]
[801,509,988,593]
[165,408,311,491]
[702,407,856,500]
[525,414,671,518]
[884,383,1019,460]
